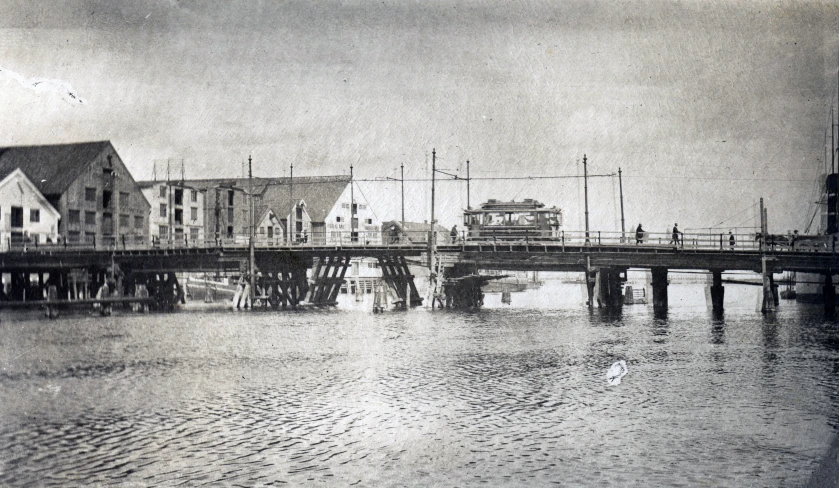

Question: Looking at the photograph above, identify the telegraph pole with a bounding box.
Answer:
[583,154,590,245]
[618,167,626,243]
[289,163,293,243]
[430,149,437,307]
[248,155,255,307]
[248,155,256,309]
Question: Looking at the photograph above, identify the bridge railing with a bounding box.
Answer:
[2,229,835,254]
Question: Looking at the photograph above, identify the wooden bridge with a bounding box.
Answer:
[1,230,838,315]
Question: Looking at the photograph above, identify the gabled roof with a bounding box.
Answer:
[253,176,350,223]
[0,141,112,195]
[0,168,61,219]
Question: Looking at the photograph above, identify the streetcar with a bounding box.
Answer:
[463,199,562,241]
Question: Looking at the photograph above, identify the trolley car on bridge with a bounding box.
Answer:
[463,199,562,241]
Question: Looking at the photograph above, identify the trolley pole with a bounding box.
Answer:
[248,155,255,306]
[583,154,590,245]
[401,162,405,232]
[618,167,626,243]
[466,160,471,209]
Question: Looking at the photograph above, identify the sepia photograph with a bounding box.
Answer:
[2,0,839,486]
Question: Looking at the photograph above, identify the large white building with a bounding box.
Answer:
[0,168,60,248]
[139,180,205,245]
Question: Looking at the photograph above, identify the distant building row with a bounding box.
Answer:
[0,141,404,248]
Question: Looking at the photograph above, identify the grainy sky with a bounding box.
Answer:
[1,0,838,233]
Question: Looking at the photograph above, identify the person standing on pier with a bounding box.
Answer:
[450,225,459,244]
[729,231,735,250]
[670,223,682,248]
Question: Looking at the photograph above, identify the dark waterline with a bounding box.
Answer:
[0,283,837,487]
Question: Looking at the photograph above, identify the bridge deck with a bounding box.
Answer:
[0,241,835,274]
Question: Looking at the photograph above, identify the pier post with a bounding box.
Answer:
[651,267,668,315]
[761,257,776,313]
[825,273,836,317]
[706,270,724,313]
[596,268,624,310]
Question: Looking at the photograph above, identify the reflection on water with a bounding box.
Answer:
[0,283,837,486]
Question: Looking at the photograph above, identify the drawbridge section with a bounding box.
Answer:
[307,254,350,306]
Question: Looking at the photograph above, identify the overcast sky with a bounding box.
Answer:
[1,0,838,233]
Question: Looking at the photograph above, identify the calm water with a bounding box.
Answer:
[0,283,838,487]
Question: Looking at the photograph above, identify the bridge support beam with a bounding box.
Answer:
[761,257,777,313]
[595,267,625,310]
[651,267,668,315]
[824,273,836,317]
[378,254,423,309]
[442,263,484,309]
[706,270,725,313]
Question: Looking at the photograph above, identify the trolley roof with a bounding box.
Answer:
[465,199,561,213]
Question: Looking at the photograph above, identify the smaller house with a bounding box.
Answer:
[381,221,450,245]
[254,207,286,245]
[0,168,61,248]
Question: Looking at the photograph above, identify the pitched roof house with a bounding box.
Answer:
[0,141,151,245]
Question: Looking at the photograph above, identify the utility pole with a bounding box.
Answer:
[466,160,471,209]
[248,155,255,307]
[430,149,437,307]
[583,154,590,245]
[400,162,405,232]
[618,167,626,243]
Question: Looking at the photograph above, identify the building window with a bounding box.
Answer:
[342,203,350,209]
[227,225,233,238]
[119,214,129,227]
[159,185,166,198]
[85,231,95,243]
[85,187,96,202]
[267,226,274,238]
[365,218,372,225]
[134,215,144,229]
[352,203,358,214]
[29,209,40,223]
[120,192,129,207]
[68,231,80,243]
[174,208,183,225]
[85,211,96,226]
[190,207,198,221]
[69,209,80,225]
[159,225,169,238]
[190,227,199,241]
[336,216,343,223]
[228,190,234,206]
[296,207,303,219]
[159,204,167,217]
[227,207,234,223]
[11,206,23,228]
[191,190,197,202]
[102,190,112,209]
[174,188,183,205]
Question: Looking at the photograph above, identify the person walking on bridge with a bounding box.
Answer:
[729,231,735,251]
[635,224,644,244]
[670,223,682,248]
